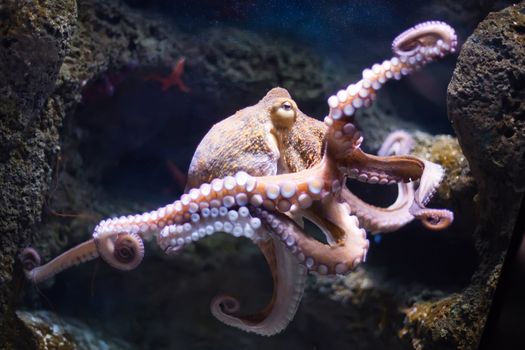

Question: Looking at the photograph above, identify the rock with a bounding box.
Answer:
[449,4,525,193]
[401,3,525,349]
[190,25,344,116]
[16,310,131,350]
[0,1,77,347]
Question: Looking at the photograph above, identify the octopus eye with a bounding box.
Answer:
[282,101,292,111]
[271,99,297,128]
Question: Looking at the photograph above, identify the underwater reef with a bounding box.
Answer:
[0,0,523,349]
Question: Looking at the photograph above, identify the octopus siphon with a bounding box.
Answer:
[21,21,457,336]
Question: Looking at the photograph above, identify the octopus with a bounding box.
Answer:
[21,21,457,336]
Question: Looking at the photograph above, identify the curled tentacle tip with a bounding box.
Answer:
[392,21,457,57]
[114,232,144,270]
[96,232,145,271]
[19,247,41,271]
[420,210,454,231]
[211,295,241,315]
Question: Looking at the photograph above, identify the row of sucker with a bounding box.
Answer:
[342,187,414,234]
[330,126,410,185]
[409,204,455,231]
[377,130,415,157]
[254,208,368,276]
[324,21,457,131]
[157,206,266,254]
[94,232,145,271]
[408,160,454,230]
[92,171,330,243]
[346,167,402,185]
[392,21,457,57]
[343,131,416,233]
[414,160,444,206]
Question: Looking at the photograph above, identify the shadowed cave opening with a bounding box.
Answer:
[73,65,208,203]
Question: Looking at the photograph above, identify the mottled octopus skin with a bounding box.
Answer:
[20,21,457,337]
[186,88,326,188]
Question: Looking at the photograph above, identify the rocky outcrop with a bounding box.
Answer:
[0,1,77,347]
[402,3,525,349]
[16,310,131,350]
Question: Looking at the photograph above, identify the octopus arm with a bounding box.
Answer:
[343,159,453,232]
[345,149,424,184]
[343,157,453,232]
[210,236,307,336]
[20,240,99,284]
[256,208,369,275]
[409,160,454,230]
[342,130,417,233]
[341,186,415,234]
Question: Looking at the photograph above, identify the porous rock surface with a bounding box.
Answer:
[401,3,525,349]
[0,1,77,347]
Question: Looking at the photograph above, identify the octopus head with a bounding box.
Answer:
[261,87,298,130]
[270,97,297,129]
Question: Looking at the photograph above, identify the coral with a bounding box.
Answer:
[401,295,463,350]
